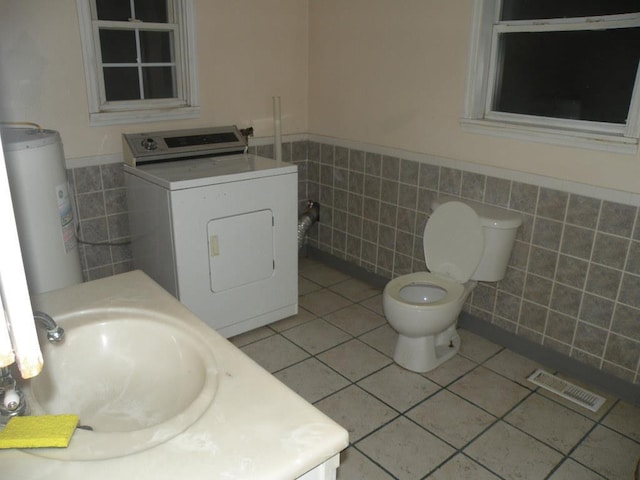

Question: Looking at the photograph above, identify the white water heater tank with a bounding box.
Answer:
[1,128,83,294]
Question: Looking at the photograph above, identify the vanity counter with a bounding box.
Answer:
[1,271,348,479]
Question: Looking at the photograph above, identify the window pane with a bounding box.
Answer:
[140,31,173,63]
[493,28,640,124]
[95,0,132,21]
[142,67,176,99]
[104,67,140,101]
[99,29,137,63]
[501,0,639,21]
[134,0,168,23]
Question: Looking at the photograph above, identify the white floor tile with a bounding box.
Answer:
[274,357,350,404]
[240,334,309,373]
[282,318,352,354]
[408,389,496,449]
[423,353,477,386]
[548,459,606,480]
[360,293,384,316]
[228,325,274,347]
[300,264,350,286]
[299,289,353,316]
[458,329,502,363]
[465,421,563,480]
[571,425,640,480]
[602,400,640,443]
[359,324,397,358]
[315,385,397,442]
[357,364,440,412]
[448,366,530,417]
[249,262,640,479]
[430,454,501,480]
[329,277,382,303]
[358,417,455,480]
[299,276,323,295]
[317,339,392,382]
[337,447,394,480]
[269,307,316,333]
[483,349,542,388]
[324,303,386,336]
[505,393,595,453]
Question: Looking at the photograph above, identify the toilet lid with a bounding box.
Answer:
[424,201,484,283]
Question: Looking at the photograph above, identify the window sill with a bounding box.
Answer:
[460,118,638,155]
[89,106,200,127]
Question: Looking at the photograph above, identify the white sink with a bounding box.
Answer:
[22,307,219,460]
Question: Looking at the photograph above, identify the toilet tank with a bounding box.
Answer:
[433,196,522,282]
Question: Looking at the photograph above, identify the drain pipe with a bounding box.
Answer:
[298,201,320,251]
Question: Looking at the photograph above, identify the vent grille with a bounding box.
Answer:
[527,369,606,412]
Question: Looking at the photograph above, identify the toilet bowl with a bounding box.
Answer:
[383,197,522,373]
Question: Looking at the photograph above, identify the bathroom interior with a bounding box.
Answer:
[1,1,640,479]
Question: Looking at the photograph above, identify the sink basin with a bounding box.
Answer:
[22,307,219,460]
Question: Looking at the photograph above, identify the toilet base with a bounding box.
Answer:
[393,325,460,373]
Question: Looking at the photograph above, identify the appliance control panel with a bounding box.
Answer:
[123,126,247,166]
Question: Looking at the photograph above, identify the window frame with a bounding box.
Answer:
[462,0,640,154]
[77,0,200,126]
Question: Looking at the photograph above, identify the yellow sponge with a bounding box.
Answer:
[0,414,79,449]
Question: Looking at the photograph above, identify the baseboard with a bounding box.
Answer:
[459,312,640,406]
[305,247,388,289]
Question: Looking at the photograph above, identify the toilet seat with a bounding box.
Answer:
[384,272,465,308]
[424,201,484,283]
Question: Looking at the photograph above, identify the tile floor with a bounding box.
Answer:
[230,258,640,480]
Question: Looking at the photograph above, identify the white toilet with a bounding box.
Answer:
[383,196,522,373]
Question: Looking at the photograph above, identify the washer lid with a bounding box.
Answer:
[424,201,484,283]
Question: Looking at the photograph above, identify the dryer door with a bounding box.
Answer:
[207,209,274,292]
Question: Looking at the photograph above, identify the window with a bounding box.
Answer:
[463,0,640,153]
[77,0,199,126]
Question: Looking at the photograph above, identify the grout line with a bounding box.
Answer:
[235,264,640,478]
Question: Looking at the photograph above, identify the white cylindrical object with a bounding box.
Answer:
[1,128,83,294]
[273,96,282,162]
[3,388,20,410]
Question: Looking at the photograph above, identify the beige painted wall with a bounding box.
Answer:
[308,0,640,194]
[0,0,309,158]
[1,0,638,194]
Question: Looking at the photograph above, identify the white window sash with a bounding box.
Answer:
[76,0,199,126]
[463,0,640,153]
[93,21,181,106]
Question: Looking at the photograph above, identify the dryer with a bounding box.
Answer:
[123,126,298,338]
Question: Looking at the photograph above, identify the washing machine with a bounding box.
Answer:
[123,126,298,338]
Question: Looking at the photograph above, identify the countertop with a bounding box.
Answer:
[1,271,348,479]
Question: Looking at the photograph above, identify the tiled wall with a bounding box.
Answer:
[301,141,640,386]
[68,140,640,386]
[69,163,133,280]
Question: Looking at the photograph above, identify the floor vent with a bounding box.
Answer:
[527,369,606,412]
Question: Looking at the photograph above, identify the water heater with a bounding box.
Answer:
[1,128,83,294]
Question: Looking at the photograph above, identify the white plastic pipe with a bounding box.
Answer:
[273,96,282,162]
[0,135,43,378]
[3,388,20,410]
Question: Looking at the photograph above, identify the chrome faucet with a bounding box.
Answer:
[34,311,65,343]
[0,312,64,424]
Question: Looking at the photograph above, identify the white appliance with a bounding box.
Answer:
[123,126,298,338]
[1,127,83,294]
